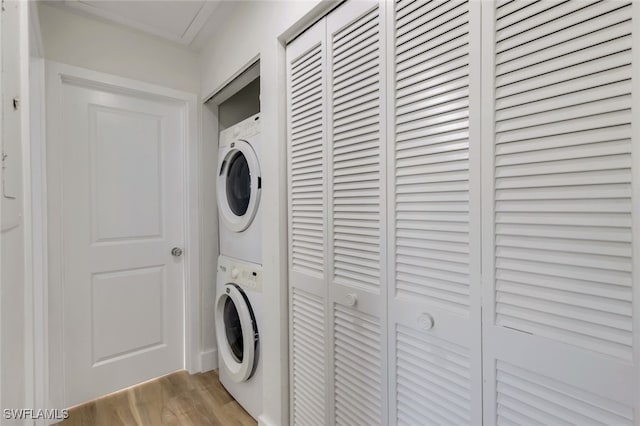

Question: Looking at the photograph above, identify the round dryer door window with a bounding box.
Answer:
[226,152,251,217]
[218,140,261,232]
[215,283,258,383]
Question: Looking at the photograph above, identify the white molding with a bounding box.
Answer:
[45,59,65,411]
[467,2,484,423]
[180,1,220,47]
[1,0,4,411]
[29,1,44,58]
[205,60,259,106]
[200,100,220,369]
[383,2,395,425]
[30,56,49,426]
[480,2,497,424]
[57,72,197,104]
[203,55,260,105]
[44,61,201,406]
[0,11,2,419]
[257,414,278,426]
[50,0,220,47]
[184,71,202,375]
[200,349,218,372]
[278,0,341,46]
[631,0,640,417]
[21,0,35,416]
[262,39,291,426]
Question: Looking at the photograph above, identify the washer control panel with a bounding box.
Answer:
[219,113,261,148]
[218,256,262,293]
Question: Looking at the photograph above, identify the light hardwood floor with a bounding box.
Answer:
[57,370,257,426]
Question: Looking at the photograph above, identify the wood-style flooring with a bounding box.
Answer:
[57,370,257,426]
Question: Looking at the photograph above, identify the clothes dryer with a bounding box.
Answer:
[218,113,262,264]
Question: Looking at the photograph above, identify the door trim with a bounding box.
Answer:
[43,61,201,409]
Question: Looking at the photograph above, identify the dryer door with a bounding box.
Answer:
[215,283,258,382]
[217,140,261,232]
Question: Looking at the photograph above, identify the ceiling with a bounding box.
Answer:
[48,0,228,48]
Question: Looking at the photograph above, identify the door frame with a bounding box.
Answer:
[43,61,201,410]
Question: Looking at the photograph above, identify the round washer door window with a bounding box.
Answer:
[215,284,258,382]
[223,296,244,362]
[217,140,261,232]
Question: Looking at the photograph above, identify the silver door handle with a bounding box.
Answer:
[171,247,183,257]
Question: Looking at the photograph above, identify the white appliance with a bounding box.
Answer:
[217,113,262,264]
[215,255,263,419]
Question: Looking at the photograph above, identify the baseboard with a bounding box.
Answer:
[257,414,276,426]
[200,348,218,372]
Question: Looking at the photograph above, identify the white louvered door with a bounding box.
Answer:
[286,21,329,426]
[388,1,482,424]
[288,0,640,424]
[482,1,639,424]
[326,2,388,425]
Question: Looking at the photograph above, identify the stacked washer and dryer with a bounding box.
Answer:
[215,113,263,419]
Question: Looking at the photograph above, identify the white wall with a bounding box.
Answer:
[200,100,219,372]
[1,1,31,423]
[38,3,200,94]
[200,2,332,99]
[199,2,337,425]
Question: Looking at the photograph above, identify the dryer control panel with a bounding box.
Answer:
[218,256,263,293]
[219,113,261,148]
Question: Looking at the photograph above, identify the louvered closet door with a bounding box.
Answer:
[286,22,329,426]
[388,1,482,425]
[326,2,387,425]
[482,1,639,424]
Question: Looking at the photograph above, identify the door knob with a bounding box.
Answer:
[418,313,434,330]
[345,293,357,307]
[171,247,183,257]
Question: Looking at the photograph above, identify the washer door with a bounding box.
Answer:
[217,140,261,232]
[215,283,258,382]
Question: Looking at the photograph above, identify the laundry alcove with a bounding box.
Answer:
[202,61,261,372]
[286,1,639,425]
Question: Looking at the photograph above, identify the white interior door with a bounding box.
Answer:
[388,0,483,424]
[482,1,638,424]
[287,19,330,426]
[57,77,185,407]
[326,2,387,424]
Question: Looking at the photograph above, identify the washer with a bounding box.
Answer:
[215,255,262,419]
[217,113,262,264]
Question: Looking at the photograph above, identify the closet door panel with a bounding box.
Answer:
[329,2,385,308]
[388,1,483,424]
[482,1,638,423]
[287,22,329,426]
[326,2,388,424]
